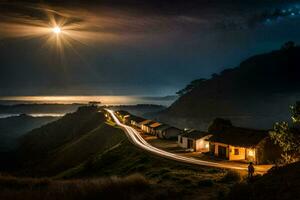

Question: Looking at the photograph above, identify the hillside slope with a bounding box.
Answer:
[16,106,126,176]
[2,106,245,200]
[159,45,300,129]
[227,162,300,200]
[0,114,57,152]
[57,139,238,200]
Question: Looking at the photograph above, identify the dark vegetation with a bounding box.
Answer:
[270,101,300,164]
[14,106,125,176]
[59,139,239,199]
[226,161,300,200]
[0,174,159,200]
[0,114,57,152]
[159,43,300,129]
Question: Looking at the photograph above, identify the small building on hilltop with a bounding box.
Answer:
[140,120,156,133]
[156,125,182,139]
[116,110,131,124]
[129,115,146,127]
[209,126,280,164]
[178,130,212,152]
[148,122,163,135]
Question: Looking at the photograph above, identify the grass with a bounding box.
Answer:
[59,138,238,199]
[225,162,300,200]
[219,170,243,183]
[0,174,163,200]
[15,110,126,176]
[1,113,246,199]
[45,123,126,175]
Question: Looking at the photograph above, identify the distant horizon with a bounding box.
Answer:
[0,95,177,106]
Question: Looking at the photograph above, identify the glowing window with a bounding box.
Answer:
[248,149,255,157]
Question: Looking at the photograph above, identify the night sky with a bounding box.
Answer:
[1,0,300,96]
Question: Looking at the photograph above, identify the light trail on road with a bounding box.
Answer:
[107,109,242,170]
[106,109,270,173]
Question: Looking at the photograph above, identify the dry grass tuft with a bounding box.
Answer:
[0,174,159,200]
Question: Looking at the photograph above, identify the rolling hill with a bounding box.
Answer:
[0,114,57,152]
[16,106,126,176]
[158,44,300,130]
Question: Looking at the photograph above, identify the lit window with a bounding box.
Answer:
[248,149,254,156]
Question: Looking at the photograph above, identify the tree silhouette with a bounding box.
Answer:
[176,78,207,96]
[291,101,300,123]
[270,102,300,164]
[281,41,296,50]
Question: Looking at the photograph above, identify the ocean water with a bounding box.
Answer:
[0,114,20,119]
[0,96,176,119]
[0,113,64,119]
[0,95,176,106]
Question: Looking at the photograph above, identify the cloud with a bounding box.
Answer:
[0,2,211,45]
[2,0,294,45]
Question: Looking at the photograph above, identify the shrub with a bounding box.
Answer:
[197,179,214,187]
[0,174,157,200]
[220,170,242,183]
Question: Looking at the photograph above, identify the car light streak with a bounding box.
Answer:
[106,109,253,171]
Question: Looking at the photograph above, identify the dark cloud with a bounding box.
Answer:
[0,0,300,95]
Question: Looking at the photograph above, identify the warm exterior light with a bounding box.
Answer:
[205,143,209,149]
[53,26,61,34]
[248,149,255,156]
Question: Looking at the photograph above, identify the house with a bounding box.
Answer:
[209,126,280,164]
[116,110,131,124]
[178,130,212,152]
[129,115,146,127]
[140,120,156,133]
[155,124,170,138]
[156,125,182,139]
[148,122,163,135]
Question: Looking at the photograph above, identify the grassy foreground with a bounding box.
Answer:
[0,174,158,200]
[0,106,248,199]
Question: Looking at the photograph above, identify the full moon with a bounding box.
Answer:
[53,26,61,34]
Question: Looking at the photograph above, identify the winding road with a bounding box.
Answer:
[107,109,271,173]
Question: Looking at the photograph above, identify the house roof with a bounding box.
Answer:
[149,122,162,128]
[129,115,146,123]
[209,127,268,148]
[180,130,210,140]
[163,126,182,132]
[116,110,130,116]
[155,124,171,131]
[139,119,154,125]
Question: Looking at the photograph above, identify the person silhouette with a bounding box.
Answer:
[248,162,255,179]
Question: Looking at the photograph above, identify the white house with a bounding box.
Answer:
[178,130,212,152]
[140,120,155,133]
[130,116,147,128]
[148,122,163,135]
